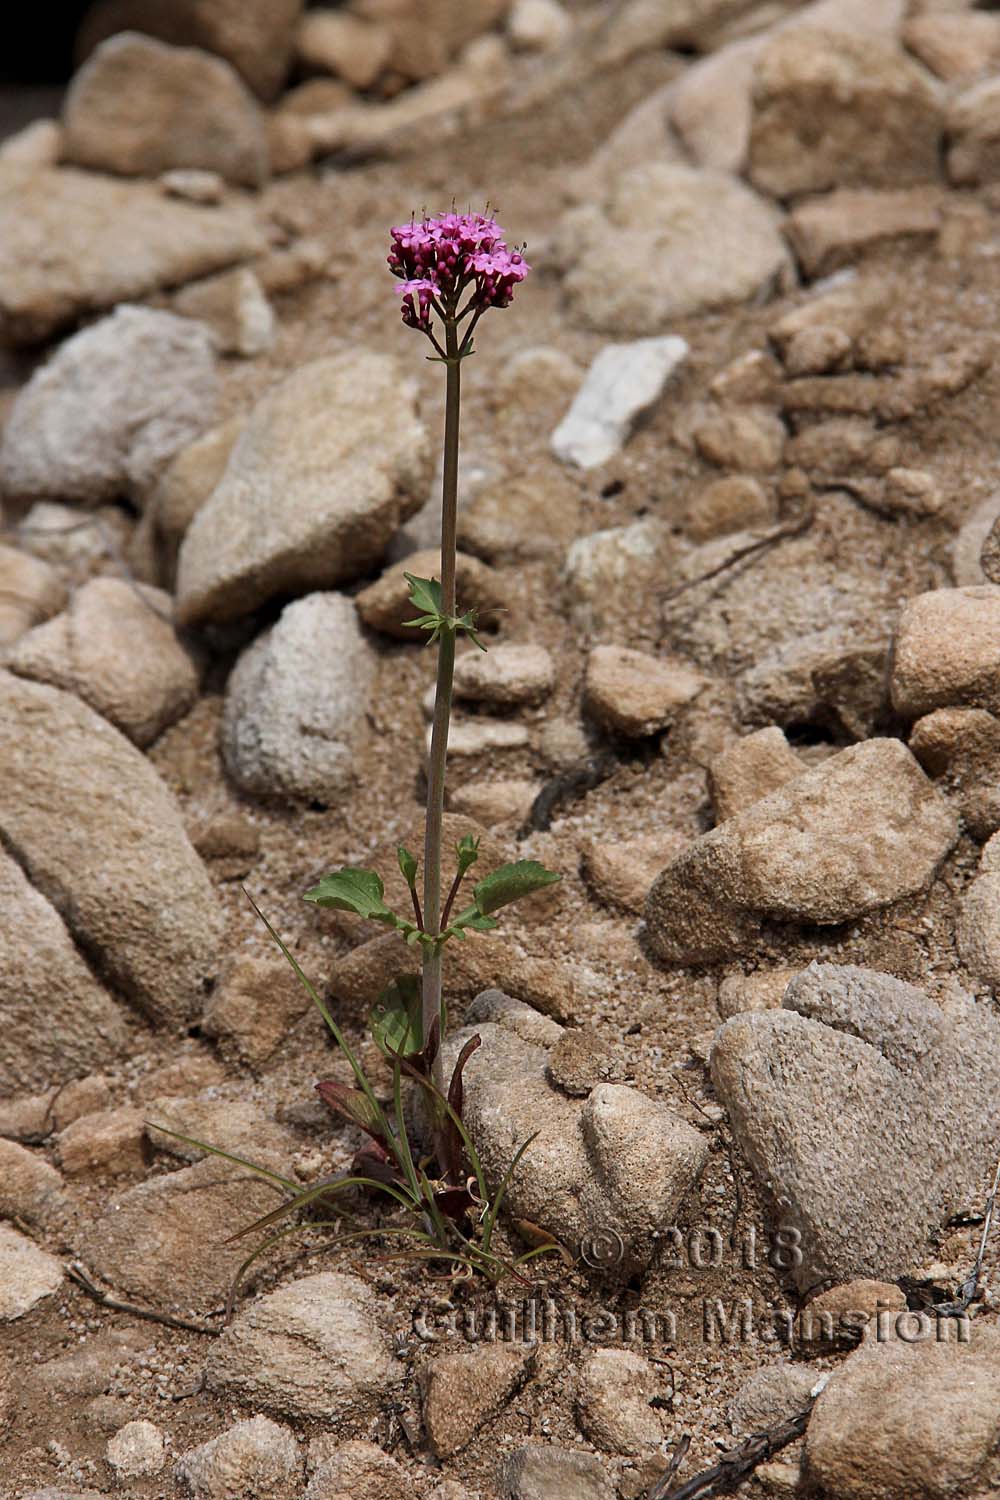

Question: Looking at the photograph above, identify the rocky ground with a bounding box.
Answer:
[3,1,1000,1497]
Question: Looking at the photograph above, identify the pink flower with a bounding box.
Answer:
[388,209,529,334]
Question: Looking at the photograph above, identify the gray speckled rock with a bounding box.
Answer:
[205,1273,398,1421]
[222,592,376,801]
[176,1416,301,1499]
[646,739,957,964]
[176,351,429,626]
[0,305,216,506]
[712,963,1000,1288]
[0,672,223,1027]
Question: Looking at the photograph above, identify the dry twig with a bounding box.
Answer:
[645,1406,812,1500]
[67,1261,222,1337]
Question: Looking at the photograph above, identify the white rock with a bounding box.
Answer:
[551,336,688,469]
[177,1415,301,1499]
[222,592,376,802]
[507,0,572,52]
[160,167,225,203]
[107,1419,166,1477]
[435,718,530,756]
[0,1223,64,1320]
[0,305,216,507]
[0,118,63,167]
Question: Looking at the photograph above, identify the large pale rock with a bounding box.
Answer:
[749,28,942,199]
[176,352,428,626]
[0,1224,64,1320]
[9,577,200,746]
[0,163,265,345]
[576,1349,667,1456]
[501,1445,613,1500]
[64,33,269,187]
[0,672,223,1026]
[553,162,790,335]
[805,1321,1000,1499]
[205,1272,398,1420]
[295,9,391,88]
[891,586,1000,719]
[551,337,688,469]
[420,1347,532,1458]
[708,726,803,822]
[712,963,1000,1287]
[77,0,304,99]
[785,186,942,279]
[584,645,704,738]
[0,305,216,506]
[443,992,709,1273]
[222,592,376,801]
[78,1154,294,1310]
[646,739,957,964]
[352,0,510,81]
[176,1416,301,1500]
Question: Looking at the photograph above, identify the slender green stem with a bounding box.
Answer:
[422,319,461,1089]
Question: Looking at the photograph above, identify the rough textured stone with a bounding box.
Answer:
[77,0,304,100]
[177,352,428,626]
[64,33,268,187]
[421,1346,532,1457]
[501,1444,614,1500]
[351,0,509,81]
[0,118,63,167]
[647,739,956,963]
[804,1321,1000,1499]
[583,832,689,915]
[304,1439,405,1500]
[785,187,943,279]
[716,967,797,1019]
[0,1223,63,1320]
[584,645,704,738]
[453,643,555,708]
[576,1349,667,1455]
[205,1272,398,1421]
[691,404,786,471]
[146,1095,295,1166]
[708,727,803,822]
[554,162,789,335]
[222,592,376,802]
[712,963,1000,1288]
[201,952,310,1065]
[9,577,200,747]
[107,1420,166,1478]
[56,1106,147,1177]
[0,845,128,1094]
[0,1140,69,1229]
[0,672,223,1026]
[0,163,265,344]
[551,337,688,469]
[0,546,67,648]
[177,1416,301,1499]
[174,267,275,357]
[905,11,1000,84]
[295,10,391,88]
[137,416,243,587]
[729,1362,816,1432]
[749,28,942,199]
[891,586,1000,719]
[685,475,776,541]
[564,517,672,635]
[78,1154,293,1310]
[947,77,1000,187]
[356,548,503,639]
[910,707,1000,840]
[796,1278,905,1349]
[956,865,1000,991]
[0,305,216,506]
[443,993,709,1273]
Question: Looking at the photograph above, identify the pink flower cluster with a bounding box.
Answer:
[388,211,529,334]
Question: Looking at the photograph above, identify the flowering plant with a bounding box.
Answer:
[154,211,558,1304]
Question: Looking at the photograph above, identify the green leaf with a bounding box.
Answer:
[472,860,561,916]
[456,609,488,651]
[446,906,500,937]
[397,845,418,889]
[455,833,480,879]
[304,867,394,920]
[404,573,442,617]
[370,974,423,1058]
